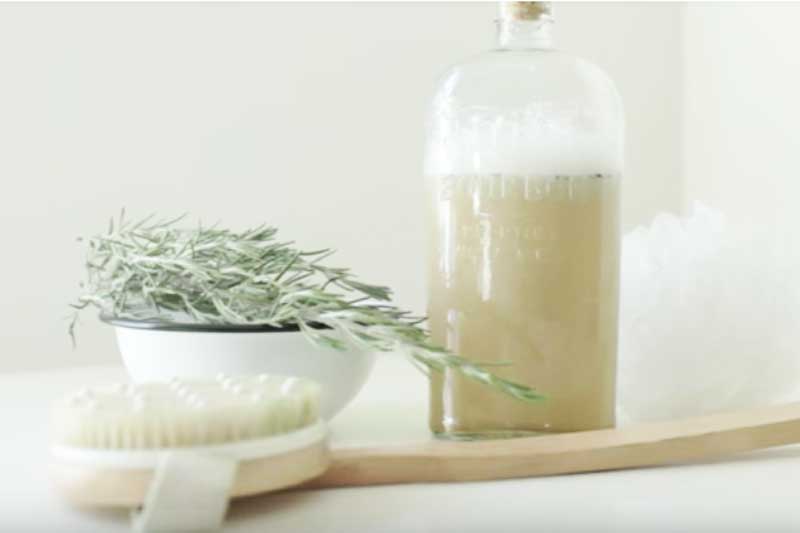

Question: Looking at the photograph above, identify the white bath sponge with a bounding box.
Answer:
[619,204,800,422]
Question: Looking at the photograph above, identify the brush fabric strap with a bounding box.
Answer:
[132,452,237,533]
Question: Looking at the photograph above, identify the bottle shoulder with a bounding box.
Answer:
[432,49,621,108]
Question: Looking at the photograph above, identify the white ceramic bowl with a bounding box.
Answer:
[107,319,376,420]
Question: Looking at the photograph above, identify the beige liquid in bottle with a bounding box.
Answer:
[428,173,620,438]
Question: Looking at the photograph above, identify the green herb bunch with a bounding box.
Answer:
[71,213,544,403]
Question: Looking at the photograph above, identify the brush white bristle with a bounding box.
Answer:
[52,375,321,449]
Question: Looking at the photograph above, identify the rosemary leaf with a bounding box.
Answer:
[71,214,545,403]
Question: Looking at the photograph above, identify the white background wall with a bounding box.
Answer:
[0,2,686,371]
[684,3,800,230]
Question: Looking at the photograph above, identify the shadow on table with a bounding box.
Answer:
[63,489,330,529]
[67,505,129,527]
[682,444,800,467]
[597,443,800,477]
[227,487,331,525]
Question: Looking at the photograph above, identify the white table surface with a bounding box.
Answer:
[3,355,800,533]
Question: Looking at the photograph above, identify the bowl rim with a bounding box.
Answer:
[100,314,329,333]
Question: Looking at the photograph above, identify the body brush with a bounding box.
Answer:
[50,374,327,532]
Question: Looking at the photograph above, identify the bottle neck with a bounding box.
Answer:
[496,19,554,50]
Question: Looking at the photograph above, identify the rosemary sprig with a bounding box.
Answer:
[70,213,545,403]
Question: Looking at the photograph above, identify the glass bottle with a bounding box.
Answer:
[425,1,623,439]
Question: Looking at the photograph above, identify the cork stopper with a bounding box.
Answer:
[498,1,553,21]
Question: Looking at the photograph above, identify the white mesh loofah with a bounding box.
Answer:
[619,203,800,422]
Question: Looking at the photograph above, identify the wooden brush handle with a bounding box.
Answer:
[309,402,800,488]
